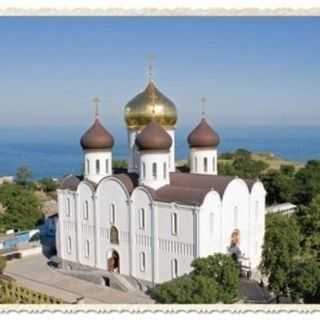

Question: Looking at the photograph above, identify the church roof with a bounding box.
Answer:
[59,171,254,207]
[60,175,82,191]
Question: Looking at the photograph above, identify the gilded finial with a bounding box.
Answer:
[201,97,207,119]
[93,97,101,119]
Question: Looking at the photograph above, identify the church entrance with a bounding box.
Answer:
[107,250,120,273]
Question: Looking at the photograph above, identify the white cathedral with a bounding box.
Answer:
[56,77,266,286]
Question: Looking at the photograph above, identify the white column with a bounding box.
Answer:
[74,193,80,263]
[93,194,98,268]
[167,128,176,172]
[150,202,159,284]
[193,208,200,258]
[128,199,136,276]
[57,190,64,260]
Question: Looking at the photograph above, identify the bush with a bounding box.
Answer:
[151,274,218,304]
[150,254,240,304]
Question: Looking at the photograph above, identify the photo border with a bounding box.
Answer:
[0,0,320,314]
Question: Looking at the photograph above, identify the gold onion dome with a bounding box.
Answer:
[124,81,178,130]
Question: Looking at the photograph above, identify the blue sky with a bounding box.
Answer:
[0,17,319,131]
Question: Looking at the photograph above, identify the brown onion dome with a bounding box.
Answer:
[136,120,172,151]
[188,118,220,148]
[80,118,114,150]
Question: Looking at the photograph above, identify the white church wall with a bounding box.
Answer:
[189,148,218,175]
[84,149,112,184]
[127,129,140,173]
[249,181,266,269]
[57,190,77,263]
[166,128,176,172]
[157,202,195,283]
[139,151,170,190]
[131,188,153,283]
[77,182,95,267]
[222,179,250,259]
[95,178,130,275]
[198,190,222,257]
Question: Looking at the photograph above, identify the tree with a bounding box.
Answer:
[0,256,6,274]
[261,169,296,205]
[150,275,218,304]
[294,160,320,206]
[288,258,320,303]
[38,178,58,193]
[296,195,320,260]
[191,253,240,303]
[260,213,301,302]
[0,183,43,232]
[16,166,32,185]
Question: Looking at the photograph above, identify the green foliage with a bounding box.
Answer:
[15,166,32,185]
[260,213,301,301]
[296,195,320,260]
[38,178,59,193]
[217,149,268,179]
[0,280,65,304]
[191,253,240,303]
[0,256,6,273]
[294,160,320,206]
[0,183,43,232]
[262,169,296,205]
[150,275,218,304]
[151,254,240,304]
[113,160,128,169]
[288,258,320,303]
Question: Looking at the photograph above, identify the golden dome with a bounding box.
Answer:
[124,81,178,130]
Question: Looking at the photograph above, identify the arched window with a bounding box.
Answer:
[171,212,178,235]
[84,201,89,220]
[139,252,146,272]
[110,203,116,224]
[163,162,167,179]
[85,240,90,258]
[110,226,119,244]
[66,198,71,217]
[96,159,100,174]
[86,159,90,175]
[194,157,198,172]
[204,157,208,172]
[210,212,214,236]
[142,162,146,179]
[212,157,216,172]
[139,208,145,230]
[152,162,157,179]
[233,206,238,228]
[171,259,178,279]
[67,236,72,254]
[106,159,109,174]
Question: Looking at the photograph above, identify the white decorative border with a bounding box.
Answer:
[0,8,320,15]
[0,304,320,313]
[0,0,320,314]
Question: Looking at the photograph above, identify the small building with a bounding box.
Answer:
[0,176,14,185]
[266,203,297,216]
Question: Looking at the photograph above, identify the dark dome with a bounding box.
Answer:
[136,120,172,151]
[80,118,114,150]
[188,118,220,148]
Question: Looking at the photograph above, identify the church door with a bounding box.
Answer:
[107,250,120,273]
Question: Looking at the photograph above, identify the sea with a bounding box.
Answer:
[0,126,319,180]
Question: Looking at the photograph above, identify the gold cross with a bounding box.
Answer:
[93,97,101,119]
[147,54,155,82]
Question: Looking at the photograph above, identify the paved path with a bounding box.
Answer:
[5,254,153,304]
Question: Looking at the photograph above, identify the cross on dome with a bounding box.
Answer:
[93,97,101,119]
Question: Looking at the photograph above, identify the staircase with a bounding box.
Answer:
[240,279,274,304]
